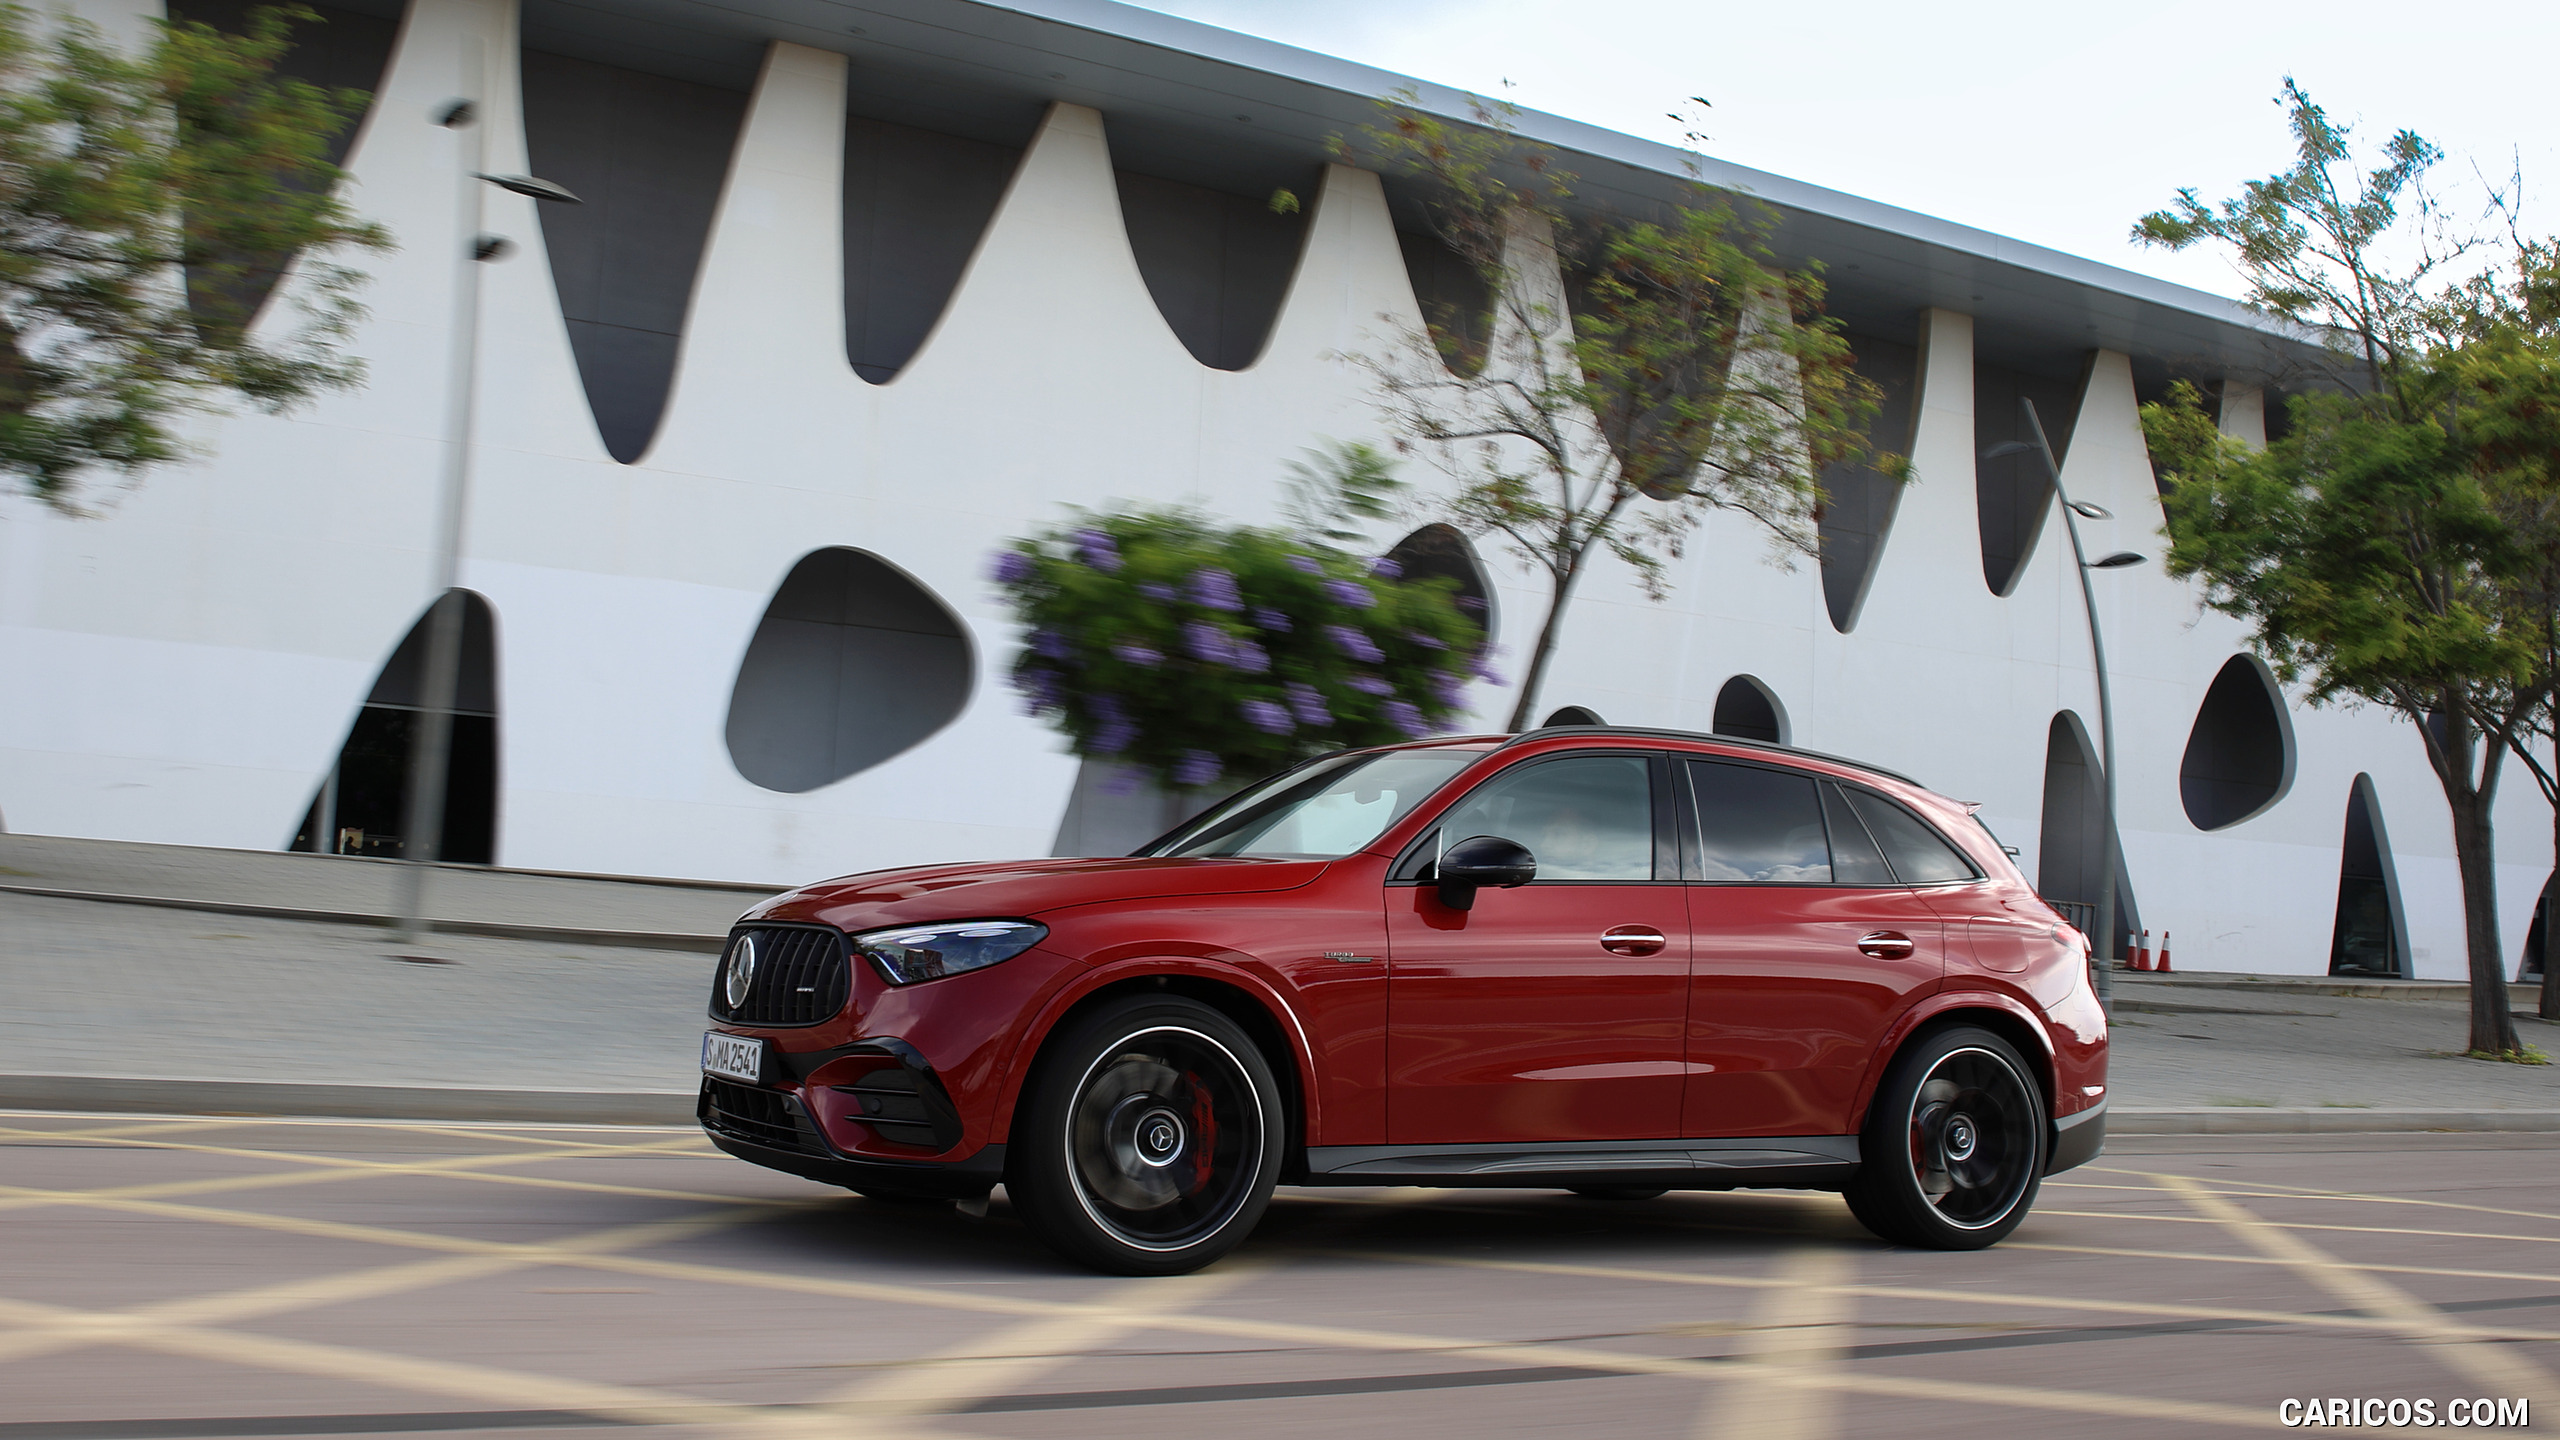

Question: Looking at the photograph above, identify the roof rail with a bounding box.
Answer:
[1493,725,1926,789]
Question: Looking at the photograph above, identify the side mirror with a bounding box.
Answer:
[1435,834,1536,911]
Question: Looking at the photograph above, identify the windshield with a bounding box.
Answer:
[1143,748,1485,859]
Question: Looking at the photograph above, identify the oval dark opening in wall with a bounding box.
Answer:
[2330,773,2407,977]
[524,49,749,462]
[1819,327,1919,632]
[725,549,972,793]
[1384,523,1493,635]
[2038,711,2141,957]
[289,589,500,863]
[844,113,1033,384]
[168,0,400,340]
[1542,706,1604,727]
[2180,656,2291,829]
[1115,164,1313,370]
[1711,677,1785,744]
[1398,229,1492,376]
[1975,358,2088,596]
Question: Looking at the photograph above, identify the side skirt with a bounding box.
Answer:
[1299,1135,1860,1191]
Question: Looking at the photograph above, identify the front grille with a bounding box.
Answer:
[699,1077,819,1154]
[710,924,851,1026]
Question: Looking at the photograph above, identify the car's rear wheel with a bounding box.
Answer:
[1008,996,1282,1275]
[1845,1025,2045,1249]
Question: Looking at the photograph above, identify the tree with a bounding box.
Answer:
[1344,96,1888,731]
[0,3,387,513]
[2438,247,2560,1022]
[2135,81,2551,1058]
[992,443,1489,795]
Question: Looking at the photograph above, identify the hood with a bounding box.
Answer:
[749,855,1332,931]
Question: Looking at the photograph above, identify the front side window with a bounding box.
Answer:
[1430,753,1656,881]
[1689,760,1831,883]
[1146,747,1484,859]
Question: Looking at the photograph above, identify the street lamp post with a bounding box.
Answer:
[1989,398,2145,1007]
[392,83,580,946]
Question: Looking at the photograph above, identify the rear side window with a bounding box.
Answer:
[1821,783,1896,885]
[1844,789,1980,884]
[1688,760,1830,883]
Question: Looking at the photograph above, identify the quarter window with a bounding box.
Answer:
[1844,789,1979,884]
[1432,754,1655,881]
[1822,783,1896,886]
[1688,761,1831,883]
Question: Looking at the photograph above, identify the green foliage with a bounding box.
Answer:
[2133,78,2461,399]
[1342,92,1888,729]
[991,477,1489,793]
[0,3,387,512]
[2145,381,2537,718]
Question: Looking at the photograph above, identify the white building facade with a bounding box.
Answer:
[0,0,2540,979]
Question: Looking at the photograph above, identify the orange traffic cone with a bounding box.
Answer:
[2131,928,2152,971]
[2155,931,2172,973]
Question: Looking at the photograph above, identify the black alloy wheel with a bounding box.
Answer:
[1009,996,1282,1275]
[1845,1025,2045,1249]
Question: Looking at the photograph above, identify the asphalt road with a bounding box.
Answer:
[5,1116,2556,1438]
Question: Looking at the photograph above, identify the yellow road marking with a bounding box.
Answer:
[0,1204,781,1370]
[0,1293,927,1438]
[2014,1239,2560,1289]
[2041,1207,2560,1248]
[2158,1173,2560,1402]
[1699,1246,1854,1440]
[2070,1171,2560,1227]
[1316,1248,2560,1344]
[0,1135,746,1213]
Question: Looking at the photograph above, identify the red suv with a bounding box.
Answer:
[698,727,2108,1274]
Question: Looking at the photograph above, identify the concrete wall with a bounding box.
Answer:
[1,0,2547,980]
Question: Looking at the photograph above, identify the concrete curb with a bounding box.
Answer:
[10,1074,2560,1136]
[0,882,726,953]
[0,1075,698,1126]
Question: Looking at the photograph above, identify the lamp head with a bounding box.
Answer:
[1983,440,2038,460]
[477,173,582,204]
[2068,500,2113,520]
[2089,551,2147,570]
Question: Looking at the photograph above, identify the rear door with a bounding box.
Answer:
[1681,761,1951,1139]
[1385,751,1692,1144]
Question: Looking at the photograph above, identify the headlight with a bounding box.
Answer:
[855,920,1048,985]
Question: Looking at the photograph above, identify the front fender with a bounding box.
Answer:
[987,955,1323,1155]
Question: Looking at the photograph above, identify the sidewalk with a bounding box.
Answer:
[5,836,2559,1131]
[0,832,775,948]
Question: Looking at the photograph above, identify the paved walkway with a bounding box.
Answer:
[0,833,776,942]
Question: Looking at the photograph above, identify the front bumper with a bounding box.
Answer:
[697,1078,1005,1198]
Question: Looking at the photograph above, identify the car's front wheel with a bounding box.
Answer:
[1008,995,1283,1275]
[1845,1025,2045,1249]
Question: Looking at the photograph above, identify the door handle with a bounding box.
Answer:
[1858,930,1916,960]
[1601,925,1668,956]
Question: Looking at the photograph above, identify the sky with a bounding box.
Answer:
[1126,0,2558,304]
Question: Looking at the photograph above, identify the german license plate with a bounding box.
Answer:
[701,1032,764,1084]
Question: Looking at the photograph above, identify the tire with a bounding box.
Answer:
[1568,1187,1669,1201]
[1007,995,1284,1275]
[1844,1025,2046,1249]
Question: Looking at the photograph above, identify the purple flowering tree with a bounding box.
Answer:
[992,505,1488,793]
